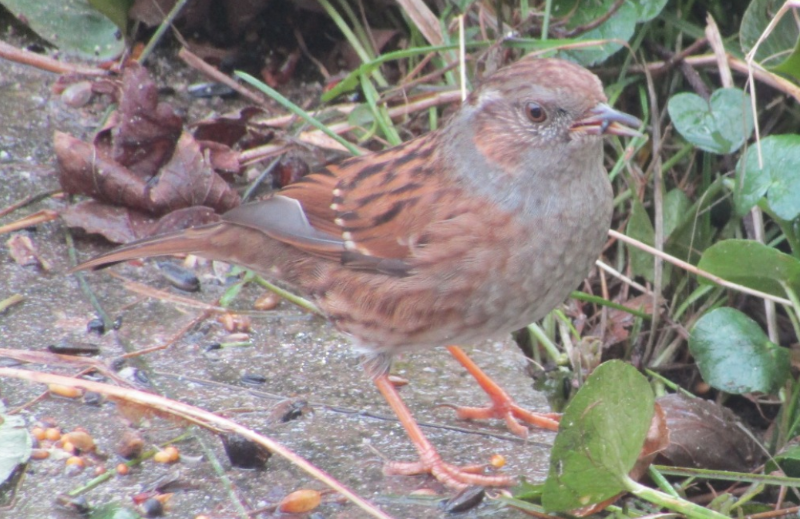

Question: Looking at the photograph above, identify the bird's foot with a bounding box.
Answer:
[444,401,561,438]
[383,453,514,489]
[444,345,561,437]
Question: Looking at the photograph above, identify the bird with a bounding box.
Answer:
[74,55,641,489]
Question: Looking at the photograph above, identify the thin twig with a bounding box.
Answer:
[0,40,107,76]
[178,47,268,105]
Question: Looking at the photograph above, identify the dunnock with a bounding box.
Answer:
[75,56,641,489]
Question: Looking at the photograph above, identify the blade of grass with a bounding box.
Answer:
[571,290,652,320]
[359,74,401,145]
[317,0,387,87]
[236,71,362,156]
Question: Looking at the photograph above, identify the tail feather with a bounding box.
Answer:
[71,225,233,272]
[71,222,321,293]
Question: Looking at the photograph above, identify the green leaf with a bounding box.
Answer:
[698,239,800,298]
[89,504,143,519]
[88,0,134,36]
[552,0,636,66]
[734,134,800,220]
[0,404,32,487]
[663,188,692,240]
[632,0,670,22]
[740,0,800,68]
[689,307,789,394]
[667,88,754,154]
[0,0,125,60]
[772,34,800,83]
[663,178,728,266]
[542,361,654,512]
[766,445,800,478]
[552,0,667,66]
[626,198,672,284]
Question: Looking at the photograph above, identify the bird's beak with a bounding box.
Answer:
[570,103,642,137]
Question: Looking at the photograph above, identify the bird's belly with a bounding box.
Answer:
[327,229,603,355]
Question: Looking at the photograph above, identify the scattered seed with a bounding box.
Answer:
[30,448,50,460]
[116,463,130,475]
[65,456,85,471]
[153,446,180,464]
[220,434,271,469]
[44,427,62,441]
[218,313,251,333]
[388,374,409,387]
[48,384,83,399]
[254,292,281,311]
[62,431,95,453]
[278,489,321,513]
[490,454,506,468]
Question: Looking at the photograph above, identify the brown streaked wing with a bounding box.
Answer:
[329,136,442,258]
[278,135,450,273]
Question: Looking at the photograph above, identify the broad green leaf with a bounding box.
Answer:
[626,197,655,283]
[740,0,800,68]
[626,199,674,285]
[766,445,800,478]
[0,0,124,60]
[552,0,667,66]
[772,35,800,82]
[663,188,692,239]
[735,134,800,220]
[697,239,800,298]
[0,404,32,487]
[88,0,133,35]
[664,177,728,266]
[690,307,789,394]
[542,361,654,511]
[632,0,669,22]
[667,88,753,154]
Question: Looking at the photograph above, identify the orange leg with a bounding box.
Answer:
[372,372,513,489]
[444,345,561,437]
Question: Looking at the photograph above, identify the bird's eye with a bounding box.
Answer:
[525,102,547,123]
